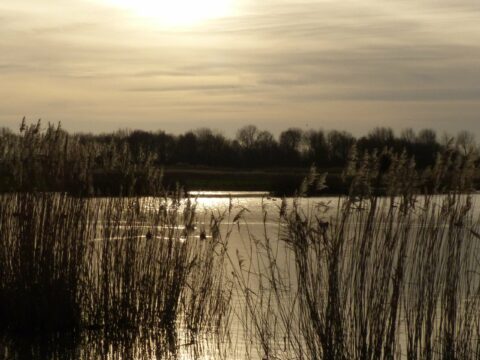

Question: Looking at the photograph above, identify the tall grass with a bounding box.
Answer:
[233,149,480,359]
[0,120,163,195]
[0,193,91,333]
[0,192,231,346]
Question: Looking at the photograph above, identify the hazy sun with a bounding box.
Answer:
[106,0,235,27]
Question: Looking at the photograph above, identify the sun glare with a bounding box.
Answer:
[105,0,235,27]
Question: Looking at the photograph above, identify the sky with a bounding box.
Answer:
[1,0,480,137]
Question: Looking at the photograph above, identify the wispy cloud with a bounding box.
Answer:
[127,84,251,93]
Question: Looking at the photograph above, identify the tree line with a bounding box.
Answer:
[78,124,477,168]
[0,119,477,195]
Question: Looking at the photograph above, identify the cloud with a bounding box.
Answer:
[126,84,251,93]
[0,0,479,135]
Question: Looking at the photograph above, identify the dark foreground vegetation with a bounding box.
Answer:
[1,119,478,195]
[0,193,232,359]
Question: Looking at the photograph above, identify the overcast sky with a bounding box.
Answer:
[1,0,480,137]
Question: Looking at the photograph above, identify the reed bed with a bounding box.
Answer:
[0,328,225,360]
[0,120,163,196]
[0,192,231,350]
[233,150,480,360]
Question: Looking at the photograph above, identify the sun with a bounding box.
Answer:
[105,0,235,27]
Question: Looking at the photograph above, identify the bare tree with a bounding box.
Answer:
[456,131,477,156]
[236,125,259,149]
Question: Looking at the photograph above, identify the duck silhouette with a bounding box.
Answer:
[145,230,153,240]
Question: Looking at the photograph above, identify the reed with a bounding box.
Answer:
[0,193,91,333]
[0,119,163,196]
[0,192,231,344]
[233,149,480,359]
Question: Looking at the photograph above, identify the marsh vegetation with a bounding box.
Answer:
[0,193,232,359]
[0,121,479,359]
[233,154,480,359]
